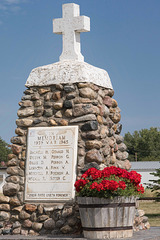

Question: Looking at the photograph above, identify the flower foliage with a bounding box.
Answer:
[74,166,144,198]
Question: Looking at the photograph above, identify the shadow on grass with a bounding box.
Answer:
[146,214,160,218]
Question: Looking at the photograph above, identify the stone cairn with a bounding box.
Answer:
[1,83,131,236]
[0,3,147,236]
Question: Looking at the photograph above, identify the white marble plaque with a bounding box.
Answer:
[24,126,78,202]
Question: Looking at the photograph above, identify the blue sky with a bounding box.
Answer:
[0,0,160,143]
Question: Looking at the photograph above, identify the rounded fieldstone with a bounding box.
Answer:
[56,219,65,228]
[78,156,84,167]
[31,93,40,100]
[55,110,62,118]
[10,214,19,222]
[55,84,63,90]
[37,205,43,214]
[7,166,19,175]
[44,92,53,101]
[12,221,21,229]
[21,95,31,100]
[73,104,97,117]
[15,128,25,136]
[79,87,97,100]
[49,119,58,126]
[60,225,72,234]
[32,222,43,232]
[62,207,73,218]
[34,100,43,107]
[12,206,23,213]
[52,91,61,100]
[7,158,18,167]
[30,212,37,222]
[20,160,25,170]
[110,112,121,124]
[0,211,10,221]
[66,93,76,100]
[122,151,129,160]
[2,228,11,235]
[67,217,77,226]
[63,100,72,109]
[38,88,50,95]
[53,101,63,110]
[138,210,145,217]
[33,119,43,125]
[24,89,34,94]
[124,160,131,170]
[38,215,49,222]
[44,218,55,230]
[21,229,28,235]
[97,115,103,124]
[116,151,123,160]
[81,162,100,173]
[44,109,53,117]
[3,183,19,196]
[102,145,110,156]
[59,119,68,126]
[25,204,37,212]
[11,144,22,155]
[64,85,75,93]
[82,130,100,140]
[28,229,39,236]
[115,123,122,134]
[118,143,127,152]
[11,136,26,145]
[21,100,33,107]
[17,107,34,117]
[8,154,17,160]
[115,134,124,144]
[0,196,10,203]
[85,140,102,150]
[85,149,103,163]
[19,210,30,220]
[81,121,98,131]
[0,204,10,211]
[12,227,21,235]
[22,219,32,228]
[16,119,33,127]
[103,96,112,107]
[64,109,73,117]
[52,210,61,221]
[142,216,148,223]
[34,107,44,117]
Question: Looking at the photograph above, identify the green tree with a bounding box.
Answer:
[124,127,160,161]
[147,169,160,199]
[0,137,11,163]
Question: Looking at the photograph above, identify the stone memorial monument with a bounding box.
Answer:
[1,3,130,236]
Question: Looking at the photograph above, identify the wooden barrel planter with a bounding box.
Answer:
[77,196,136,239]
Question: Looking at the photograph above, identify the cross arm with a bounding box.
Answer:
[53,18,64,34]
[74,16,90,32]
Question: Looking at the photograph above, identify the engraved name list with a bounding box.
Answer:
[25,126,78,202]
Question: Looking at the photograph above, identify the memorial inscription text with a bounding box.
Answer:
[25,126,78,201]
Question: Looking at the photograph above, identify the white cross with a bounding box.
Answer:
[53,3,90,62]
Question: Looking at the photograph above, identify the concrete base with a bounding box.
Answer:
[0,228,159,240]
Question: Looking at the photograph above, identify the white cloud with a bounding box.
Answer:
[0,0,27,13]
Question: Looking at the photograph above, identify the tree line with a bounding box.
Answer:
[0,137,11,164]
[124,127,160,162]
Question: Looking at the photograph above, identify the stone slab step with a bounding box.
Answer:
[0,228,159,240]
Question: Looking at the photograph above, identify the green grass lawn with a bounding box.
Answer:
[138,201,160,227]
